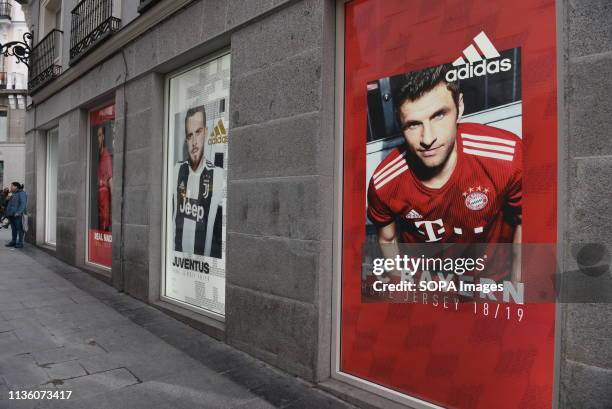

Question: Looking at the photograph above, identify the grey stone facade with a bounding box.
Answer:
[25,0,334,386]
[21,0,612,407]
[558,0,612,408]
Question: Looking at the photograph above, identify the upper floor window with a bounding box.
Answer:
[0,110,8,142]
[40,0,62,63]
[40,0,62,38]
[0,1,12,20]
[69,0,121,64]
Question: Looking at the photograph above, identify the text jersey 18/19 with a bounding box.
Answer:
[173,160,225,258]
[367,122,522,244]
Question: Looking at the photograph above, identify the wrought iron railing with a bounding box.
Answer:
[28,29,63,92]
[138,0,161,13]
[69,0,120,64]
[0,1,11,19]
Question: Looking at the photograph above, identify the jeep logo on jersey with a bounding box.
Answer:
[179,199,206,222]
[445,31,512,82]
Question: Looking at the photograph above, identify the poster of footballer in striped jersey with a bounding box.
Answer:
[164,54,230,317]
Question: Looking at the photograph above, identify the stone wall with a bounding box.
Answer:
[559,0,612,407]
[25,0,334,383]
[226,0,334,381]
[23,0,612,403]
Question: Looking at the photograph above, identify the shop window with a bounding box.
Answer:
[86,104,115,270]
[0,110,7,142]
[45,128,58,246]
[162,53,231,320]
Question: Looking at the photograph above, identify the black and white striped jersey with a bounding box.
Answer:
[173,159,225,258]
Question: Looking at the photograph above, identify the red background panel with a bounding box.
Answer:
[90,104,115,126]
[88,229,112,268]
[341,1,557,408]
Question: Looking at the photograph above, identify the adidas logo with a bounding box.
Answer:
[445,31,512,82]
[208,119,228,145]
[405,209,423,219]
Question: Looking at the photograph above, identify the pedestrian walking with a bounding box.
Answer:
[4,182,27,248]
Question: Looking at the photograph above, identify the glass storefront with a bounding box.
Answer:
[162,53,230,318]
[87,104,115,269]
[336,1,558,407]
[45,127,58,246]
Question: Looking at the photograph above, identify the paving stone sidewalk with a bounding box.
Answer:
[0,229,355,409]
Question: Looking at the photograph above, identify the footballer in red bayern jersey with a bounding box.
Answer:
[367,64,522,281]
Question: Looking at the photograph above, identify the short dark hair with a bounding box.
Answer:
[185,105,207,138]
[11,182,23,190]
[396,64,460,115]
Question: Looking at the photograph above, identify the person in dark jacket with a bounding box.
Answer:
[5,182,27,248]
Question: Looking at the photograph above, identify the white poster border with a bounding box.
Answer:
[160,49,230,322]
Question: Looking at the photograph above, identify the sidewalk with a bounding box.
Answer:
[0,229,355,409]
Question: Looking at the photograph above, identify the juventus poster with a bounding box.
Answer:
[340,1,557,408]
[164,54,230,317]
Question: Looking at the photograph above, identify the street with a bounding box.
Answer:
[0,229,351,409]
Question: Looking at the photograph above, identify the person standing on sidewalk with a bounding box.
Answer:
[5,182,27,248]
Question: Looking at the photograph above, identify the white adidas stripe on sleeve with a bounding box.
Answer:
[373,159,407,184]
[373,151,407,180]
[375,165,408,190]
[461,133,517,146]
[463,148,514,161]
[462,140,516,153]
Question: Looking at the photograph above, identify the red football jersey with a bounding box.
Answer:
[368,122,522,244]
[98,149,112,231]
[367,122,521,281]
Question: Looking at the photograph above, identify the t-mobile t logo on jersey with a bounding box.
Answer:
[445,31,512,82]
[414,219,445,242]
[414,219,486,241]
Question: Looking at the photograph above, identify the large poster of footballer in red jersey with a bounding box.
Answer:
[339,1,557,408]
[365,55,522,290]
[87,104,114,269]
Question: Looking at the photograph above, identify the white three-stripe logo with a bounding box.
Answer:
[373,152,408,190]
[462,133,516,161]
[452,31,500,67]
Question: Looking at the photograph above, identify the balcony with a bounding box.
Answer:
[0,1,11,20]
[69,0,120,64]
[138,0,161,13]
[29,29,63,92]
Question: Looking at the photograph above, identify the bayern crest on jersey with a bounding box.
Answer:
[463,185,489,211]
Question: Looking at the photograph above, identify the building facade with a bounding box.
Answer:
[19,0,612,408]
[0,0,27,190]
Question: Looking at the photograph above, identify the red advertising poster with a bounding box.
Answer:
[341,1,557,408]
[88,104,115,268]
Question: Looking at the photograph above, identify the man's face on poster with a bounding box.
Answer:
[185,111,206,169]
[97,126,105,152]
[398,83,464,169]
